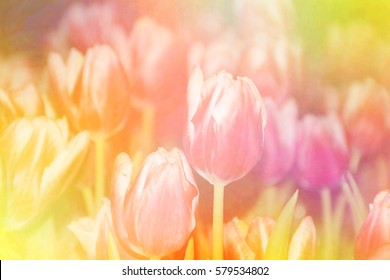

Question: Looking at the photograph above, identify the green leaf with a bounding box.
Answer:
[264,190,299,260]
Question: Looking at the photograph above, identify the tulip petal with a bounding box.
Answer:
[224,218,255,260]
[39,131,90,208]
[246,217,275,259]
[111,153,132,243]
[288,216,317,260]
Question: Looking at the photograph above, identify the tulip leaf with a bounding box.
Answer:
[264,190,298,260]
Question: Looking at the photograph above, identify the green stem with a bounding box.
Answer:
[95,137,105,212]
[212,184,224,260]
[321,188,334,259]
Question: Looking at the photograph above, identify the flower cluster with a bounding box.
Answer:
[1,0,390,260]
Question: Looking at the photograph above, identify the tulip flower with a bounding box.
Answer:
[223,218,254,260]
[294,113,349,190]
[188,32,242,78]
[252,98,297,185]
[48,45,130,138]
[246,217,275,259]
[127,16,186,105]
[184,66,267,187]
[238,36,302,104]
[111,148,199,259]
[355,190,390,259]
[48,45,131,212]
[48,1,134,53]
[223,196,316,260]
[184,65,266,259]
[233,0,296,38]
[342,79,390,158]
[0,117,90,230]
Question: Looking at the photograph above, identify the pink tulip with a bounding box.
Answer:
[188,32,242,78]
[294,114,350,190]
[252,98,298,185]
[48,1,134,53]
[183,66,267,186]
[233,0,296,38]
[355,191,390,259]
[342,79,390,156]
[111,148,199,259]
[48,45,130,138]
[238,36,302,104]
[127,16,187,105]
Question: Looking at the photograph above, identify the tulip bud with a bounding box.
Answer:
[188,32,242,78]
[342,79,390,156]
[238,36,302,105]
[111,148,199,259]
[355,191,390,259]
[128,16,186,104]
[68,199,112,260]
[223,218,255,260]
[246,217,275,259]
[183,66,267,186]
[48,45,130,138]
[48,1,134,53]
[0,117,90,230]
[252,98,297,185]
[294,114,349,190]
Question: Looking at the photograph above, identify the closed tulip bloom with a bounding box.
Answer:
[355,191,390,259]
[183,66,267,186]
[127,16,186,104]
[252,98,297,185]
[188,32,242,78]
[111,148,199,259]
[246,217,275,259]
[223,218,254,260]
[238,36,302,105]
[68,199,112,260]
[48,1,134,53]
[294,114,349,190]
[0,117,90,230]
[342,79,390,156]
[48,45,130,138]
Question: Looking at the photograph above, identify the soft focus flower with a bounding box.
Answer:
[68,198,120,260]
[48,0,134,53]
[68,199,114,260]
[342,79,390,156]
[223,215,316,260]
[126,16,187,105]
[252,98,298,185]
[188,32,242,78]
[355,190,390,259]
[0,117,90,230]
[245,217,275,260]
[48,45,130,138]
[233,0,296,38]
[183,66,267,186]
[223,218,254,260]
[294,114,349,190]
[111,148,199,259]
[0,56,43,125]
[238,36,302,104]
